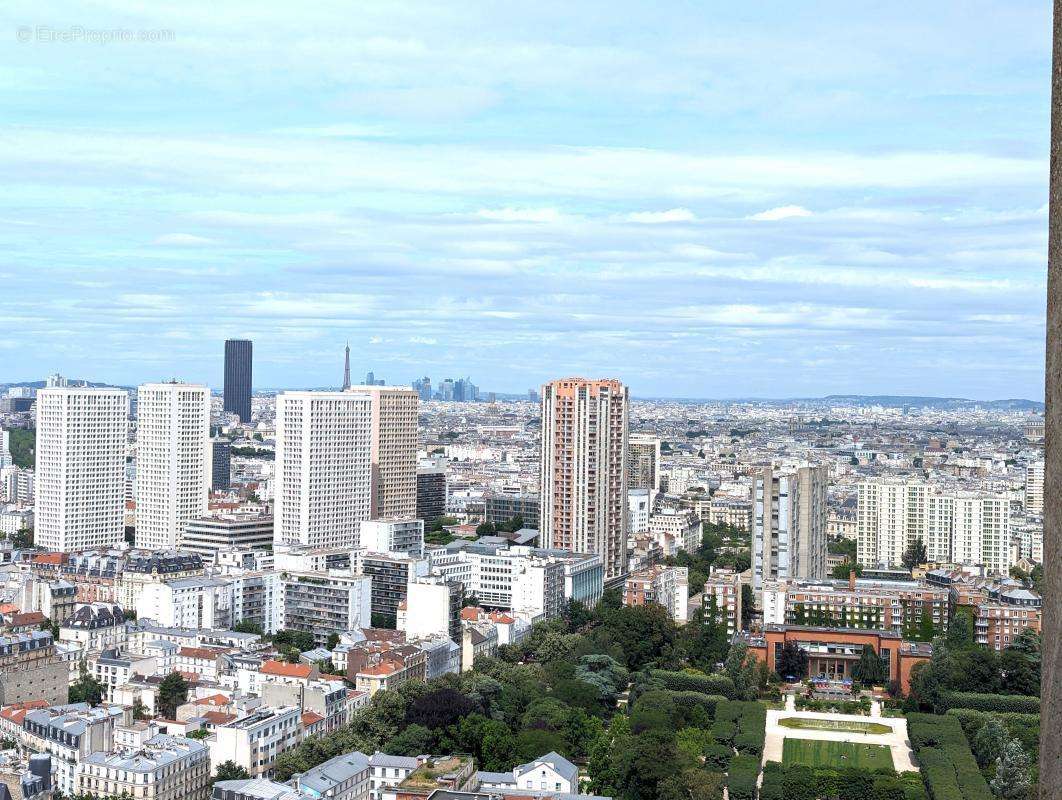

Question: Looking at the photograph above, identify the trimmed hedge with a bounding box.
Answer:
[670,691,729,720]
[712,700,767,756]
[649,669,737,698]
[945,709,1040,773]
[906,714,991,800]
[726,754,760,800]
[940,692,1040,714]
[760,762,922,800]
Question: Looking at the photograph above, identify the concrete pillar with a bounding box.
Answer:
[1043,3,1062,797]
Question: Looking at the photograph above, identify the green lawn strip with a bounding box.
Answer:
[777,716,892,735]
[781,738,893,771]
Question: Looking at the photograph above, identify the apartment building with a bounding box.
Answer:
[35,388,129,552]
[415,467,447,522]
[628,434,661,491]
[59,603,128,654]
[111,550,205,610]
[274,392,373,550]
[752,465,827,590]
[426,540,603,620]
[295,751,371,800]
[183,514,275,564]
[135,383,211,550]
[399,577,464,642]
[857,478,1012,575]
[1024,461,1044,515]
[359,519,425,557]
[702,568,743,636]
[647,507,700,557]
[0,631,68,706]
[78,734,210,800]
[209,707,302,778]
[281,572,372,645]
[623,565,688,623]
[346,386,418,520]
[136,576,233,629]
[975,585,1042,650]
[783,579,949,637]
[484,492,540,530]
[354,552,428,625]
[20,703,128,794]
[260,679,348,735]
[539,378,629,578]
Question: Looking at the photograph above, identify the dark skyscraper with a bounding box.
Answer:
[212,439,232,490]
[224,339,253,422]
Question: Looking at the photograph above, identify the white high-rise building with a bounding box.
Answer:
[346,385,419,519]
[752,464,827,590]
[36,388,128,552]
[274,391,372,549]
[539,378,629,578]
[134,383,211,550]
[1025,461,1044,515]
[858,477,1012,575]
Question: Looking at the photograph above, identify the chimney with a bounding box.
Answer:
[848,570,856,591]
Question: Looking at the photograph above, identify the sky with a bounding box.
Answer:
[0,1,1051,399]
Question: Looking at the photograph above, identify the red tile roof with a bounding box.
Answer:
[460,607,481,621]
[202,711,237,725]
[0,700,49,724]
[179,647,223,660]
[196,694,231,706]
[261,660,313,678]
[301,711,324,726]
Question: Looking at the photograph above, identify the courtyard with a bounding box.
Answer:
[762,698,918,773]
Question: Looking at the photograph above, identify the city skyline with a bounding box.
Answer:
[0,2,1050,400]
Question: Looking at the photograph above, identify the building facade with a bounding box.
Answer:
[223,339,253,423]
[348,386,418,520]
[36,388,129,552]
[274,392,373,549]
[539,378,629,578]
[135,383,211,550]
[628,434,661,491]
[752,465,827,590]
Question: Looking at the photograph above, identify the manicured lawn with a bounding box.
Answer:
[778,717,892,735]
[782,738,894,771]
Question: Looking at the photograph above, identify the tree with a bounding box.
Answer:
[233,620,263,635]
[725,641,761,699]
[973,716,1009,769]
[852,645,886,685]
[991,738,1032,799]
[775,641,808,680]
[831,561,863,579]
[157,672,189,719]
[10,529,32,549]
[68,660,104,706]
[327,632,340,650]
[476,521,496,536]
[740,584,755,630]
[901,538,928,570]
[947,608,976,650]
[384,723,435,756]
[212,761,250,785]
[131,699,148,721]
[273,629,315,652]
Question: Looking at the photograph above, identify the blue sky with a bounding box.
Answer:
[0,1,1050,399]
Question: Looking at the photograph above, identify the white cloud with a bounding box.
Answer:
[624,208,696,224]
[476,207,563,223]
[748,205,813,221]
[152,233,218,246]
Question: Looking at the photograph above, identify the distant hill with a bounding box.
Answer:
[813,395,1043,411]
